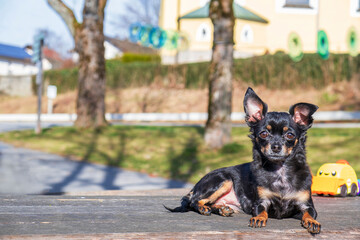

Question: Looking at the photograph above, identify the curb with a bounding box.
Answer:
[0,111,359,122]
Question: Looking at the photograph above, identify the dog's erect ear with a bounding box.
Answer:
[243,87,268,125]
[289,103,318,127]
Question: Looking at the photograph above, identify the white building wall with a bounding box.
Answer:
[104,41,123,59]
[0,60,37,76]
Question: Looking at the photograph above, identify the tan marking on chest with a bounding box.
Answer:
[258,187,310,202]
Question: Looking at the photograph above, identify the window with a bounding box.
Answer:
[284,0,312,8]
[350,0,360,17]
[240,25,254,43]
[196,23,211,42]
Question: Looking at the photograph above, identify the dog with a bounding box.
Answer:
[165,87,321,234]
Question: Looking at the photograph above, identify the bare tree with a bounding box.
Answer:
[36,28,72,58]
[204,0,234,149]
[112,0,160,39]
[47,0,108,128]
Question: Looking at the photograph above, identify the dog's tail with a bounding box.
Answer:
[163,193,192,213]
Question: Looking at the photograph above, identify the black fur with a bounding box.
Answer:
[165,87,321,234]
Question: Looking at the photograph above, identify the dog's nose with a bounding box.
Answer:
[271,144,281,153]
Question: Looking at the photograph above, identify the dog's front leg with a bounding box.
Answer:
[300,200,321,234]
[301,210,321,234]
[249,187,272,228]
[295,193,321,234]
[249,200,269,228]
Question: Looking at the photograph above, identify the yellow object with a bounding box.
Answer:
[312,160,359,197]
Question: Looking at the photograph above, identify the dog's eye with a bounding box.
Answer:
[259,131,269,138]
[286,132,295,140]
[331,171,336,176]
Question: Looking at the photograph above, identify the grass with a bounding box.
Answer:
[0,126,359,183]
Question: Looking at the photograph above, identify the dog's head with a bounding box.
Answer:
[243,87,318,163]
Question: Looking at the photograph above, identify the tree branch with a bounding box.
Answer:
[98,0,108,19]
[47,0,79,37]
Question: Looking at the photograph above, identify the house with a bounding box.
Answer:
[69,37,157,62]
[104,40,123,59]
[25,46,75,71]
[0,43,36,96]
[0,43,37,76]
[105,37,158,57]
[0,43,73,96]
[158,0,360,64]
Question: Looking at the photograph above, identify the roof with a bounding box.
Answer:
[43,47,63,62]
[105,37,158,55]
[179,3,268,24]
[42,47,69,69]
[0,43,31,60]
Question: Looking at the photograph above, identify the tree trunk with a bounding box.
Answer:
[204,0,234,149]
[47,0,107,128]
[74,2,107,128]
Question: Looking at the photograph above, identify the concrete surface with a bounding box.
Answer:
[0,122,72,133]
[0,189,359,239]
[0,142,192,194]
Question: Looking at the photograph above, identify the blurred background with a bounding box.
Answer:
[0,0,359,193]
[0,0,359,114]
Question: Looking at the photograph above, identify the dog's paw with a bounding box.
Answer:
[301,218,321,234]
[249,212,268,228]
[249,216,267,228]
[218,206,234,217]
[198,205,211,216]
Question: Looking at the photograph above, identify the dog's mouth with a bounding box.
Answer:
[266,154,287,162]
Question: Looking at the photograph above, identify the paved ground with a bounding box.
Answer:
[0,122,72,133]
[0,142,192,194]
[0,189,359,239]
[2,121,357,195]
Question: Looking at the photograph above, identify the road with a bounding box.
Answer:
[0,121,194,194]
[0,122,72,132]
[0,121,359,195]
[0,141,192,194]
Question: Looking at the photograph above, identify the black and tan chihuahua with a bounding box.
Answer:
[165,87,321,234]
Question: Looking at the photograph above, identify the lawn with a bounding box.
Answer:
[0,126,359,183]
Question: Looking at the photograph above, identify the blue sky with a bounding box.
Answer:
[0,0,137,52]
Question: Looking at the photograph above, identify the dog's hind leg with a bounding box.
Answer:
[192,180,234,216]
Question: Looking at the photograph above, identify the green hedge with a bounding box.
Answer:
[41,53,360,94]
[120,53,161,63]
[234,53,360,89]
